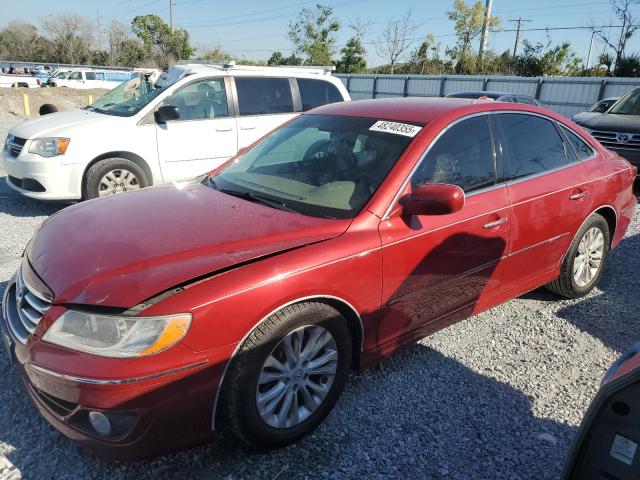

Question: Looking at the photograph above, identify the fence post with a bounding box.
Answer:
[534,78,543,100]
[597,79,608,101]
[482,77,488,92]
[439,76,447,97]
[372,75,378,99]
[403,76,409,97]
[346,75,351,94]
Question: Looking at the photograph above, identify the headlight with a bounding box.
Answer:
[28,137,70,157]
[42,310,191,358]
[3,134,12,152]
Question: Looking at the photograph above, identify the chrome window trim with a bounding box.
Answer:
[210,294,363,430]
[27,360,208,385]
[558,124,598,162]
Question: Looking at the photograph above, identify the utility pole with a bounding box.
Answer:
[586,30,596,69]
[169,0,173,32]
[96,9,102,51]
[478,0,494,62]
[510,17,531,57]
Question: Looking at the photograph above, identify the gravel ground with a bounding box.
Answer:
[0,114,638,479]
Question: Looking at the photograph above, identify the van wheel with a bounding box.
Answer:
[84,158,149,200]
[221,302,352,449]
[545,213,610,298]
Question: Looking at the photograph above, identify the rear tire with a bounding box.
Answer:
[545,213,610,298]
[84,158,149,200]
[221,302,352,449]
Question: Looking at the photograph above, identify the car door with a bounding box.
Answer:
[377,114,511,351]
[155,77,237,182]
[232,76,298,148]
[494,112,593,291]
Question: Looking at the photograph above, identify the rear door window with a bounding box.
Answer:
[235,77,294,115]
[496,113,572,180]
[85,72,96,80]
[412,115,496,192]
[166,78,229,121]
[297,78,342,111]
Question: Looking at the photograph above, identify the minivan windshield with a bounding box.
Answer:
[89,75,167,117]
[210,114,420,219]
[609,88,640,115]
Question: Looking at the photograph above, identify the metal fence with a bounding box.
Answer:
[335,74,640,118]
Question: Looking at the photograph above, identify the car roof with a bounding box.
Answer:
[448,91,535,99]
[308,97,552,124]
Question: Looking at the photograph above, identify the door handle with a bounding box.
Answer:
[240,125,256,130]
[569,191,589,200]
[483,217,508,229]
[215,127,233,132]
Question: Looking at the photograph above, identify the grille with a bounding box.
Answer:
[591,130,640,152]
[4,136,26,158]
[5,266,51,344]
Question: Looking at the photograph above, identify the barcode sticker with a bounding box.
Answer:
[369,121,422,138]
[610,434,638,465]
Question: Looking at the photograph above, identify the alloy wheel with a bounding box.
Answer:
[256,325,338,429]
[573,227,605,287]
[98,169,140,197]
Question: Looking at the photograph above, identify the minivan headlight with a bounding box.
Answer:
[42,310,191,358]
[28,137,70,157]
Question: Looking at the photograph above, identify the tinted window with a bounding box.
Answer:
[235,77,294,115]
[95,72,105,80]
[297,78,342,111]
[85,72,96,80]
[412,115,495,192]
[68,72,81,80]
[497,113,571,180]
[561,126,595,160]
[166,78,228,121]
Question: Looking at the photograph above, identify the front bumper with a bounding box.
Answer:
[1,149,83,200]
[1,274,234,460]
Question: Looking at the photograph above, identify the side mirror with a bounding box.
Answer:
[402,184,465,216]
[155,105,180,124]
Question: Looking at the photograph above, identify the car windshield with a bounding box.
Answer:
[88,75,167,117]
[609,89,640,115]
[210,114,421,219]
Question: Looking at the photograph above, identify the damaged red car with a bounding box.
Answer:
[2,97,636,459]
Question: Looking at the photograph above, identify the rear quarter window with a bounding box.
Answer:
[297,78,343,111]
[561,126,596,160]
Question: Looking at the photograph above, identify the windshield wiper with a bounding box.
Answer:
[218,187,298,213]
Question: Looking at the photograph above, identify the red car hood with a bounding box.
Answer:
[26,183,349,308]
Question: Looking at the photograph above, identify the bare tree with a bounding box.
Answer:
[375,11,416,74]
[592,0,640,70]
[42,14,95,64]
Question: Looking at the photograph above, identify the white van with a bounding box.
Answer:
[2,64,350,200]
[51,69,133,90]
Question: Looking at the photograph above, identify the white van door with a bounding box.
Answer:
[155,77,238,182]
[233,77,298,148]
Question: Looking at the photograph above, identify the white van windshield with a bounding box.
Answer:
[89,75,167,117]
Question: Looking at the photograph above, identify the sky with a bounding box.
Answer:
[1,0,639,67]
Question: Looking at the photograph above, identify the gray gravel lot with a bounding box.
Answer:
[0,114,638,479]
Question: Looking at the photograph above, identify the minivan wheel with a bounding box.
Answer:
[84,158,148,200]
[222,302,352,449]
[545,213,610,298]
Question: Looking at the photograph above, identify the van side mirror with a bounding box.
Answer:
[155,105,180,124]
[402,184,465,216]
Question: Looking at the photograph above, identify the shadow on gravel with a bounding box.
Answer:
[0,175,68,218]
[0,344,575,480]
[556,232,640,353]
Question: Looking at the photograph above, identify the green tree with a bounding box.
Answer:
[614,53,640,76]
[336,37,367,73]
[288,3,340,65]
[131,14,194,68]
[447,0,501,73]
[507,39,582,76]
[407,33,442,74]
[42,14,94,64]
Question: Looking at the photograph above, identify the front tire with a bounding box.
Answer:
[221,302,352,449]
[84,158,148,200]
[546,213,610,298]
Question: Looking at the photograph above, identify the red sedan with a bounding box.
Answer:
[1,98,636,459]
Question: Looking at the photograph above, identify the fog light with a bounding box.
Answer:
[88,411,112,436]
